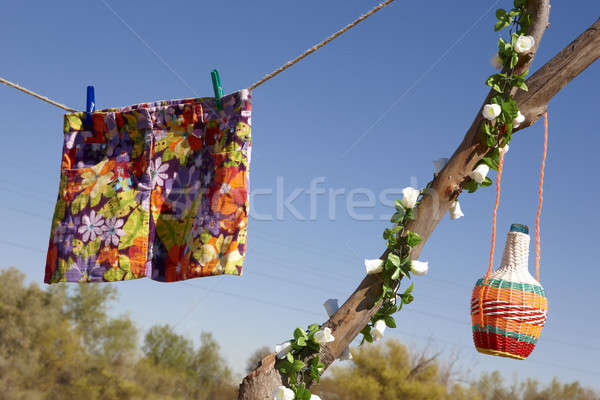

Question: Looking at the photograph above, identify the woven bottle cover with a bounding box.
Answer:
[471,225,548,359]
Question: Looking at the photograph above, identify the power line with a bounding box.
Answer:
[1,1,397,110]
[181,281,322,317]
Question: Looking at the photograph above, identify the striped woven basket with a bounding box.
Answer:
[471,224,548,360]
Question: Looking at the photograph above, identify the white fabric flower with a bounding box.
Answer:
[313,327,335,344]
[490,53,503,69]
[78,210,105,242]
[513,111,525,128]
[400,187,420,209]
[433,158,449,174]
[275,342,292,359]
[150,157,170,188]
[411,260,429,276]
[373,320,386,341]
[310,395,322,400]
[273,385,295,400]
[514,35,535,54]
[102,216,126,246]
[469,164,490,184]
[449,201,464,220]
[502,144,510,154]
[482,104,501,121]
[364,258,383,275]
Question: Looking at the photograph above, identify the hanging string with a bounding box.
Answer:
[535,112,548,281]
[0,77,77,112]
[248,0,396,90]
[479,146,506,327]
[484,147,507,284]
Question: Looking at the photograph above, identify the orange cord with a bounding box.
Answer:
[485,147,506,284]
[479,146,507,327]
[535,112,549,281]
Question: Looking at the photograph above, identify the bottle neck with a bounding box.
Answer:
[499,231,530,272]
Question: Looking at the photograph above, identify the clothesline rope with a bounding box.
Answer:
[247,0,396,90]
[0,77,77,112]
[1,1,395,111]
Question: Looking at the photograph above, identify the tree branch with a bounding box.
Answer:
[238,7,600,399]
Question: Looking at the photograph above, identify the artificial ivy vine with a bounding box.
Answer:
[467,0,533,192]
[360,193,421,344]
[274,324,328,400]
[274,2,533,399]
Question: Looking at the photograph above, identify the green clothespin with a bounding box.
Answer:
[211,69,223,110]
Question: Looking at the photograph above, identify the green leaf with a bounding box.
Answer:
[294,328,308,341]
[510,52,519,68]
[481,177,493,187]
[516,81,528,91]
[485,75,504,93]
[497,37,507,51]
[382,228,392,240]
[391,267,401,281]
[278,359,293,377]
[391,211,404,224]
[360,325,373,343]
[495,8,507,19]
[394,200,405,212]
[294,384,312,400]
[464,179,479,193]
[286,352,294,363]
[292,359,305,371]
[99,189,138,219]
[405,231,422,247]
[103,266,124,281]
[388,253,401,268]
[391,225,403,235]
[71,192,89,215]
[308,324,320,334]
[384,316,397,328]
[404,282,415,295]
[494,19,509,32]
[406,208,416,220]
[486,133,497,147]
[118,254,131,272]
[480,157,499,171]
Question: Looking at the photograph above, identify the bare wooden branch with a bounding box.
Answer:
[238,6,600,399]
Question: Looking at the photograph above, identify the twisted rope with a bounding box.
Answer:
[535,112,548,281]
[248,0,396,90]
[0,77,77,112]
[480,146,507,327]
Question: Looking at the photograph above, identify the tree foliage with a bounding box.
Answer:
[313,339,599,400]
[0,267,236,400]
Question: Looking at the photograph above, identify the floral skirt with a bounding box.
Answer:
[45,90,252,283]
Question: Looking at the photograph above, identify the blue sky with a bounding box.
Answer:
[1,0,599,388]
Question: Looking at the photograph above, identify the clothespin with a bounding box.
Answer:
[211,69,223,111]
[86,85,95,126]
